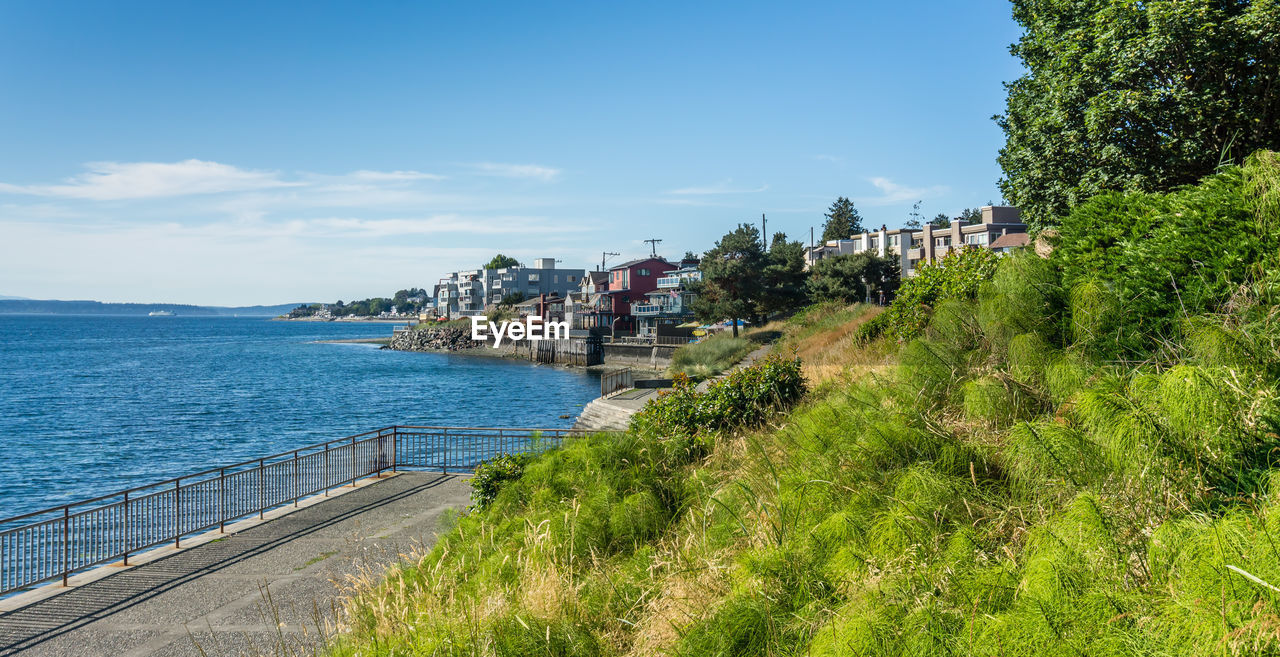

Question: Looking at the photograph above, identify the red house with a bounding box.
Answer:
[606,257,673,333]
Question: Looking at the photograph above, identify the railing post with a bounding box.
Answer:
[122,491,130,565]
[442,428,449,475]
[61,506,69,586]
[218,468,226,533]
[391,426,398,473]
[293,451,300,507]
[173,480,181,548]
[324,444,330,496]
[351,435,357,487]
[258,458,265,520]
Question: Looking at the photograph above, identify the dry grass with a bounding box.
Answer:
[773,303,895,386]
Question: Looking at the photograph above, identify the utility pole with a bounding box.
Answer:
[600,251,620,271]
[643,239,662,258]
[810,226,814,249]
[761,213,767,249]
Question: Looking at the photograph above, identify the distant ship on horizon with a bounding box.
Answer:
[148,310,175,316]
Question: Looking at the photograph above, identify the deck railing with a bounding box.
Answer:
[600,368,633,397]
[0,425,581,598]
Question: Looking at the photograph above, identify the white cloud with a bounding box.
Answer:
[859,177,949,206]
[0,159,300,200]
[346,169,445,182]
[667,179,768,195]
[469,162,561,182]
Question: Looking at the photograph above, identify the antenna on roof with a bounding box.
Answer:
[600,251,620,271]
[643,238,663,258]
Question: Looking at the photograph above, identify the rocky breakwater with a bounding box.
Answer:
[382,326,481,352]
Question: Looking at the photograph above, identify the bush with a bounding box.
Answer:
[634,352,807,441]
[1052,161,1280,358]
[859,247,999,342]
[470,452,531,509]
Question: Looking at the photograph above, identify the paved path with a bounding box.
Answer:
[0,472,471,657]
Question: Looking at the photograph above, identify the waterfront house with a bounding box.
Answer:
[565,271,611,333]
[804,205,1027,280]
[634,262,700,338]
[603,257,674,334]
[434,257,586,318]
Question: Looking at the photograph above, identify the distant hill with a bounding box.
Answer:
[0,299,307,316]
[0,295,29,300]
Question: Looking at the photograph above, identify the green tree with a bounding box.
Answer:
[692,223,766,337]
[997,0,1280,229]
[820,197,864,242]
[807,252,900,304]
[484,254,520,270]
[758,232,808,317]
[959,207,983,224]
[930,212,951,228]
[499,291,526,307]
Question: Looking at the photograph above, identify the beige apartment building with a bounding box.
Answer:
[804,205,1028,277]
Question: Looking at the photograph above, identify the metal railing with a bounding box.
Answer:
[600,368,633,397]
[0,424,581,598]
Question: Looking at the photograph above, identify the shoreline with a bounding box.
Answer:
[273,316,413,323]
[378,340,666,376]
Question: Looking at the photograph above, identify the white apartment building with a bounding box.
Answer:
[435,258,587,318]
[804,206,1027,277]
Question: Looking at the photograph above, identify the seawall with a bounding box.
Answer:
[384,326,674,370]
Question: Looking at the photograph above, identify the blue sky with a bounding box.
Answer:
[0,1,1024,305]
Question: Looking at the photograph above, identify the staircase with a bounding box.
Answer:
[572,395,646,432]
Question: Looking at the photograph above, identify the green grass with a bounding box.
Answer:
[328,154,1280,657]
[665,331,762,379]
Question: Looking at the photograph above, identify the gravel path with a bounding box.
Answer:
[0,472,471,657]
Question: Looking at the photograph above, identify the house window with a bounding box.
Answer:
[554,275,559,283]
[639,268,650,276]
[888,235,900,247]
[568,275,577,283]
[869,237,880,250]
[966,233,988,246]
[936,236,951,247]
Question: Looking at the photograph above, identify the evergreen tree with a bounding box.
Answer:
[820,197,864,242]
[807,252,900,304]
[692,224,766,337]
[759,232,808,318]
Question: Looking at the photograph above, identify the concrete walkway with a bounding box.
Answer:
[0,472,471,657]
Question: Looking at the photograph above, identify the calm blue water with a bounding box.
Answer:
[0,316,599,518]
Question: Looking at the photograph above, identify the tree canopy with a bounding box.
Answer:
[758,232,809,317]
[807,252,900,305]
[484,254,521,270]
[820,197,864,242]
[997,0,1280,229]
[692,224,765,337]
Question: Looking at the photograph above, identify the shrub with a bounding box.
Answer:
[859,247,999,341]
[1053,162,1280,357]
[470,452,531,509]
[633,352,807,441]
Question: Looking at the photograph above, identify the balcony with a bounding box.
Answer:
[632,304,662,316]
[656,272,701,288]
[908,248,923,259]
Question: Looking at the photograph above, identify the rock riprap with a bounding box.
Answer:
[383,326,481,351]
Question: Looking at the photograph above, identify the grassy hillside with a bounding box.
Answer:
[331,152,1280,656]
